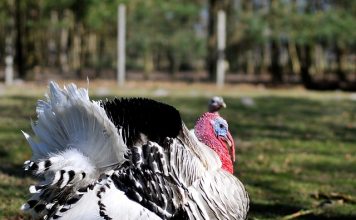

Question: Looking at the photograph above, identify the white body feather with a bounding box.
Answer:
[56,180,161,220]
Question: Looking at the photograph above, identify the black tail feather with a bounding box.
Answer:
[102,98,182,147]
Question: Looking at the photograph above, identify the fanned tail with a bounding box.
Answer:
[21,82,128,219]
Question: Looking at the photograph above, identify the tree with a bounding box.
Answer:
[14,0,25,78]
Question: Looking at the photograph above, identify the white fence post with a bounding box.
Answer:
[216,10,226,87]
[117,4,126,86]
[5,55,14,85]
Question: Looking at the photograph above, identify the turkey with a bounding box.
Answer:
[208,96,226,114]
[192,96,236,173]
[21,82,249,220]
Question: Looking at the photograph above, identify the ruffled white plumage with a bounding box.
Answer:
[53,178,161,220]
[25,82,127,172]
[21,82,131,219]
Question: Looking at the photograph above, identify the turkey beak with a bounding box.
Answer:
[221,102,226,108]
[220,133,235,162]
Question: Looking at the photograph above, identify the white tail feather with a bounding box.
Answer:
[26,82,127,171]
[22,82,129,218]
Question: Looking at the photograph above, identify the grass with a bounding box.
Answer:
[0,81,356,219]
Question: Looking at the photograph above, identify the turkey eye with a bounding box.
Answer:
[219,124,224,129]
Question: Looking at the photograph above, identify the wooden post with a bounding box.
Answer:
[216,10,226,87]
[117,4,126,86]
[5,55,14,85]
[5,0,15,85]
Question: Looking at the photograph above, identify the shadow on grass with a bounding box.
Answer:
[249,201,303,218]
[249,201,356,220]
[0,147,9,158]
[301,159,356,174]
[300,215,356,220]
[330,123,356,143]
[0,163,28,179]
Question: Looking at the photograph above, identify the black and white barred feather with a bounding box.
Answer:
[21,82,249,220]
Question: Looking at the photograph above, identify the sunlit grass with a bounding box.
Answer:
[0,82,355,219]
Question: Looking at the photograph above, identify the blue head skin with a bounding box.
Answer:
[212,117,229,137]
[211,117,236,163]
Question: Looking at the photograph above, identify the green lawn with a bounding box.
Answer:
[0,83,355,219]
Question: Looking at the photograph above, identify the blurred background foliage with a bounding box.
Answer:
[0,0,355,89]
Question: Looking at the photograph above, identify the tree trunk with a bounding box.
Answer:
[48,11,58,67]
[261,42,271,75]
[15,0,25,78]
[143,47,154,80]
[246,49,255,76]
[167,49,181,77]
[88,32,97,68]
[297,44,313,88]
[335,45,347,82]
[72,23,83,79]
[59,10,70,74]
[59,27,69,73]
[95,37,104,78]
[314,44,324,77]
[270,40,283,83]
[288,41,301,75]
[72,31,82,78]
[25,1,42,77]
[207,0,219,81]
